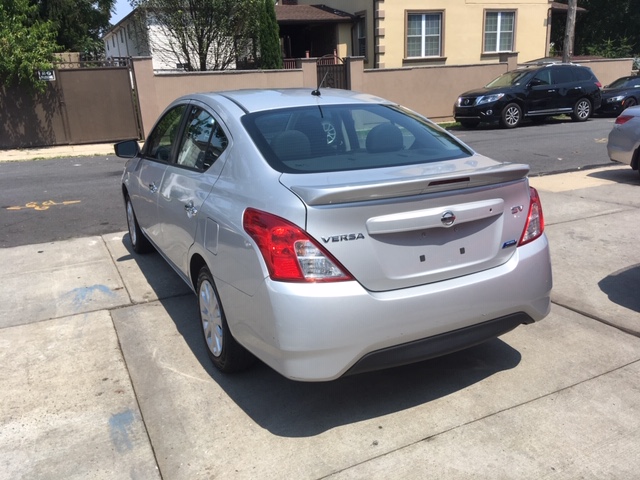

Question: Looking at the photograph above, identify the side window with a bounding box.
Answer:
[551,67,575,85]
[533,70,551,85]
[175,107,228,171]
[145,105,187,162]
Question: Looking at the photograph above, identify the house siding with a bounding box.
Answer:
[296,0,550,67]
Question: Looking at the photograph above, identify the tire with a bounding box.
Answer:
[500,103,522,129]
[623,97,637,110]
[125,196,152,253]
[459,120,480,128]
[197,266,255,373]
[571,98,591,122]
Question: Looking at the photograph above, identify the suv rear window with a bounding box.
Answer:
[242,105,472,174]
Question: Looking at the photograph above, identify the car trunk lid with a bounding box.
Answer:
[280,156,532,292]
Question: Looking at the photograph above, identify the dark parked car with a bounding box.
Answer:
[454,63,602,129]
[597,76,640,116]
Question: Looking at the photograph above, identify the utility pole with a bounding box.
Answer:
[562,0,578,63]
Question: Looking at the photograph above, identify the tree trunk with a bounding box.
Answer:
[562,0,578,63]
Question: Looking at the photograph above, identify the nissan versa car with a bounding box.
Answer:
[597,75,640,116]
[607,105,640,177]
[115,88,552,381]
[454,63,602,128]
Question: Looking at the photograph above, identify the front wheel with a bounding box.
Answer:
[623,97,637,110]
[125,197,152,253]
[197,266,255,373]
[571,98,591,122]
[500,103,522,129]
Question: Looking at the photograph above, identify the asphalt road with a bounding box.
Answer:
[449,115,616,175]
[0,116,617,248]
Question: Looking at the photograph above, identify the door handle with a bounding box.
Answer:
[148,182,158,193]
[184,201,198,218]
[547,89,556,93]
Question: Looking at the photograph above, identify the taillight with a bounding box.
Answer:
[615,115,633,125]
[595,81,602,88]
[518,187,545,246]
[243,208,353,282]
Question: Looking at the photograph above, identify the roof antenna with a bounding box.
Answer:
[312,71,329,96]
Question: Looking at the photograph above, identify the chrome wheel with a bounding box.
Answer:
[199,278,223,358]
[501,103,522,128]
[322,121,337,145]
[572,98,591,121]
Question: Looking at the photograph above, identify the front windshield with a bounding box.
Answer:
[486,70,530,88]
[608,77,636,89]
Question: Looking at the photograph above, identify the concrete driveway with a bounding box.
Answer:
[1,166,639,479]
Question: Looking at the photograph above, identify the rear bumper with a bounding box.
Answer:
[223,235,552,381]
[345,312,533,377]
[607,128,638,167]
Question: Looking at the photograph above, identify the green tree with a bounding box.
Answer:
[259,0,282,69]
[33,0,115,56]
[552,0,640,58]
[0,0,60,91]
[132,0,259,71]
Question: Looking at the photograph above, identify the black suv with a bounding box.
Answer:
[454,63,602,128]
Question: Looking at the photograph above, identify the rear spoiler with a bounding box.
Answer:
[287,163,530,206]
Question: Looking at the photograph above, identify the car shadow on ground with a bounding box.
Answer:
[598,264,640,315]
[120,234,524,438]
[587,167,640,185]
[446,115,576,132]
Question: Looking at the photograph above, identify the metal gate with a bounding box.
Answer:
[0,61,141,149]
[316,54,348,90]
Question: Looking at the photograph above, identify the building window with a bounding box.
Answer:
[407,12,442,58]
[119,30,124,43]
[356,15,366,57]
[484,11,515,53]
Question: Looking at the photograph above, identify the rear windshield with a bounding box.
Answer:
[241,104,472,173]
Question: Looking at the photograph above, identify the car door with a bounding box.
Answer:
[527,69,556,114]
[129,104,188,246]
[155,104,230,276]
[550,66,580,112]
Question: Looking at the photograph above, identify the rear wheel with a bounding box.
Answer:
[125,197,152,253]
[571,98,591,122]
[197,266,254,373]
[500,103,522,129]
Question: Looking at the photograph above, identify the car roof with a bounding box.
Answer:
[185,88,393,114]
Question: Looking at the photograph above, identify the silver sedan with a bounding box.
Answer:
[115,88,552,381]
[608,105,640,177]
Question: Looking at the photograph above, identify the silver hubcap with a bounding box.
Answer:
[199,280,223,357]
[577,101,590,119]
[505,107,520,126]
[126,201,137,246]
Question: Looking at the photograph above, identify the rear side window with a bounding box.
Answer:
[175,107,229,171]
[242,104,472,174]
[551,67,575,84]
[574,67,596,82]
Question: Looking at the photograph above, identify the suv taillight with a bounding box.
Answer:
[595,81,602,88]
[518,187,545,246]
[243,208,354,283]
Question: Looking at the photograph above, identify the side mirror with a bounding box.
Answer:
[114,140,140,158]
[528,78,543,88]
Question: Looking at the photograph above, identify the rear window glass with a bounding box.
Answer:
[241,104,472,173]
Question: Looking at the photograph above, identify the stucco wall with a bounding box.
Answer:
[132,56,636,136]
